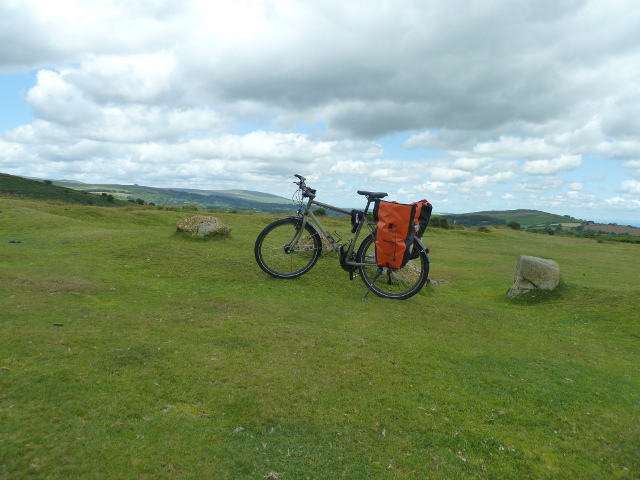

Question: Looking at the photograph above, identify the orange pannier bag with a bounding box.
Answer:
[373,200,417,269]
[412,199,433,238]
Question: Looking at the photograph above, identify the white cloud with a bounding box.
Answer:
[516,177,564,193]
[26,70,99,126]
[471,136,560,159]
[522,155,582,175]
[398,181,449,197]
[451,157,492,171]
[430,167,473,183]
[403,131,438,149]
[604,196,640,212]
[369,168,412,184]
[66,54,179,105]
[460,171,518,189]
[622,160,640,169]
[622,159,640,180]
[620,180,640,195]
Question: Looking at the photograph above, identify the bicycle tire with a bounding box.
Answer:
[255,217,322,279]
[356,234,429,299]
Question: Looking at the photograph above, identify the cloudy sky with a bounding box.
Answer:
[1,0,640,225]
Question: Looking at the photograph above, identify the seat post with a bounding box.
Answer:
[364,197,373,214]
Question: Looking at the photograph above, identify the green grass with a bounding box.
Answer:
[1,197,638,479]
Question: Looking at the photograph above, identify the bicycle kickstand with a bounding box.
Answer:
[362,267,383,299]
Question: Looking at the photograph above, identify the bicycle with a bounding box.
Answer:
[254,174,430,299]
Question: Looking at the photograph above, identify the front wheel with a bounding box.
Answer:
[356,234,429,299]
[255,217,322,278]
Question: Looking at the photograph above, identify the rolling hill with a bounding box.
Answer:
[442,209,585,228]
[0,173,127,206]
[1,174,295,213]
[51,179,294,212]
[3,174,637,236]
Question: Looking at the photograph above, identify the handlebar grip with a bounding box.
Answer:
[294,174,306,182]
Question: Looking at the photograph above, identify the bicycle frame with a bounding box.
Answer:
[290,195,377,268]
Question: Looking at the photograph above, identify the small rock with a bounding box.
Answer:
[177,216,231,237]
[507,255,560,297]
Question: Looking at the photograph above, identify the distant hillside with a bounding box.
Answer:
[6,175,632,234]
[0,173,126,206]
[49,179,295,212]
[443,209,584,228]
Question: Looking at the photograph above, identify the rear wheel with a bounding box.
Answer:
[255,217,322,278]
[356,234,429,299]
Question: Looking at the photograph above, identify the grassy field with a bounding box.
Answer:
[1,197,638,479]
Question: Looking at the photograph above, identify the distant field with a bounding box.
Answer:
[583,224,640,236]
[557,223,582,228]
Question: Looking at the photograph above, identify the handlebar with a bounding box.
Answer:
[294,173,316,199]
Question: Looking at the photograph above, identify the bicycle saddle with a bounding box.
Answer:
[357,190,388,199]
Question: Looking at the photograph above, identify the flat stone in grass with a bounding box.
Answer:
[177,216,231,237]
[507,255,560,297]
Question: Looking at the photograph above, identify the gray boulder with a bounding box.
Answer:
[507,255,560,297]
[177,216,231,237]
